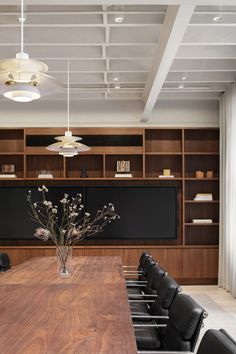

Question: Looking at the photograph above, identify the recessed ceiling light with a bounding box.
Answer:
[114,14,124,23]
[213,15,223,22]
[113,75,119,82]
[178,83,184,89]
[114,83,121,89]
[181,75,187,81]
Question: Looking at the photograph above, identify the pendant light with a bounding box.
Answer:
[46,60,90,157]
[0,0,62,102]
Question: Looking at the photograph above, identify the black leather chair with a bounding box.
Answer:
[0,252,11,272]
[197,329,236,354]
[131,275,181,320]
[127,263,165,299]
[134,293,207,352]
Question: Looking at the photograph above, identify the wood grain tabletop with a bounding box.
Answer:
[0,256,137,354]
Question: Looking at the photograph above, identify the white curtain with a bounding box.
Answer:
[219,82,236,297]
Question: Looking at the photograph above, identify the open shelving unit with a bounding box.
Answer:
[0,127,220,284]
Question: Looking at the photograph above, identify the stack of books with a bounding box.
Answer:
[0,174,16,178]
[38,173,54,179]
[192,219,213,224]
[194,193,213,201]
[158,175,174,178]
[115,173,132,178]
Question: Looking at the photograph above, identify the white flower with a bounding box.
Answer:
[85,212,90,217]
[60,198,67,204]
[33,203,37,208]
[52,208,57,214]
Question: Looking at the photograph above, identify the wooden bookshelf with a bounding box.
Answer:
[0,127,220,284]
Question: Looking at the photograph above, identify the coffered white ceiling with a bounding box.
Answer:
[0,0,235,121]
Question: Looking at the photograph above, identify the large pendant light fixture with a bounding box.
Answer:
[0,0,62,102]
[47,60,90,157]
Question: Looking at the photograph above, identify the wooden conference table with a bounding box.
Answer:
[0,256,137,354]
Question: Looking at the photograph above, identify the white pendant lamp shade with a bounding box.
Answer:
[47,131,90,157]
[0,1,62,102]
[46,60,90,157]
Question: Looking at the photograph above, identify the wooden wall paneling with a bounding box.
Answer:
[183,248,203,278]
[162,248,184,279]
[203,248,219,278]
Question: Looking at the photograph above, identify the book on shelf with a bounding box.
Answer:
[194,193,213,201]
[0,174,16,178]
[158,175,175,178]
[38,173,54,179]
[114,173,133,178]
[192,219,213,224]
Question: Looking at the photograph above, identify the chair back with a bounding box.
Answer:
[163,294,207,352]
[151,275,181,316]
[0,252,11,272]
[197,329,236,354]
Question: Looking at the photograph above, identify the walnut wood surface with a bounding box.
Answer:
[0,256,137,354]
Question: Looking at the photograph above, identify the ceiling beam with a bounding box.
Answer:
[141,4,195,122]
[2,0,236,5]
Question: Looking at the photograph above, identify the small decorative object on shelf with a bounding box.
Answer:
[80,167,88,178]
[27,185,119,278]
[159,169,174,178]
[194,193,213,201]
[38,170,53,179]
[192,219,213,224]
[115,160,132,177]
[196,171,204,179]
[0,164,16,178]
[206,170,213,178]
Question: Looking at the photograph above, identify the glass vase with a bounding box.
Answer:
[56,246,73,278]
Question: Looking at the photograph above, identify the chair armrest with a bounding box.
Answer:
[126,280,148,283]
[133,323,167,327]
[126,284,148,287]
[137,351,193,354]
[128,294,158,298]
[129,299,155,303]
[132,315,169,319]
[123,265,138,268]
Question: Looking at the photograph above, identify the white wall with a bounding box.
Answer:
[0,98,219,127]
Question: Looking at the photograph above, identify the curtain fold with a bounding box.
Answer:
[219,83,236,297]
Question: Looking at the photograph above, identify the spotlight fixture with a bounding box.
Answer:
[114,14,124,23]
[0,0,62,102]
[114,83,121,89]
[178,83,185,89]
[181,75,187,81]
[213,15,223,22]
[113,74,119,82]
[47,60,90,157]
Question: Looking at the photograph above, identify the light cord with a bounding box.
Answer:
[18,0,25,54]
[67,59,70,132]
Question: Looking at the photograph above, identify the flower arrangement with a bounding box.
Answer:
[27,185,119,246]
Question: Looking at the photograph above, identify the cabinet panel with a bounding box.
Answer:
[184,129,219,153]
[66,155,103,178]
[145,129,182,153]
[183,249,203,278]
[26,155,64,178]
[145,155,182,178]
